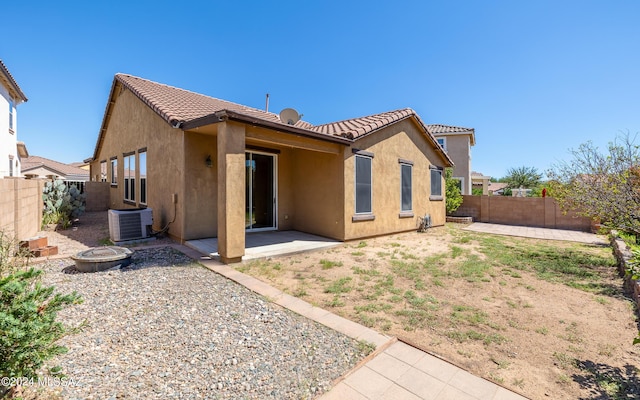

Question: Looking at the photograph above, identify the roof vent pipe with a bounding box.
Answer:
[265,93,270,112]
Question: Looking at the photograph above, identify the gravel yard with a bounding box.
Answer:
[35,245,371,399]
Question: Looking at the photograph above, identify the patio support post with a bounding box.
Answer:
[217,121,246,263]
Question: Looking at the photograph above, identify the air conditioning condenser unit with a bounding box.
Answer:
[108,208,153,242]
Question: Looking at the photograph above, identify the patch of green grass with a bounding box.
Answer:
[98,237,113,246]
[320,259,343,269]
[395,309,436,330]
[292,286,308,297]
[352,266,380,276]
[451,245,463,258]
[355,303,392,313]
[535,327,549,335]
[404,290,438,310]
[422,254,449,277]
[326,296,345,307]
[351,251,365,256]
[389,294,403,303]
[491,357,511,369]
[446,330,507,346]
[357,340,376,355]
[357,313,377,327]
[389,242,402,248]
[474,234,615,292]
[324,277,353,294]
[553,352,575,369]
[450,305,501,330]
[376,251,391,258]
[390,260,422,280]
[456,254,492,281]
[356,241,368,248]
[400,251,419,260]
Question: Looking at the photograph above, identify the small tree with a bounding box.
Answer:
[445,168,463,214]
[0,232,83,398]
[503,166,542,190]
[547,132,640,236]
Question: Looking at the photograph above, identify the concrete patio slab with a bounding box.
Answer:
[185,230,341,261]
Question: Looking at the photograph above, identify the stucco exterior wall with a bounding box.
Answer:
[443,135,471,195]
[343,119,448,240]
[183,132,218,239]
[90,87,185,240]
[0,178,43,239]
[291,149,345,240]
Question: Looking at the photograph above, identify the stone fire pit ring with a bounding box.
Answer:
[71,246,134,273]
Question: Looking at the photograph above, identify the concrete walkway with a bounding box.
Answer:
[463,223,608,245]
[177,233,530,400]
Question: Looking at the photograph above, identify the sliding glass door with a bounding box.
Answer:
[245,151,277,231]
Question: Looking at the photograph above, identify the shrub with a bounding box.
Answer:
[445,168,463,214]
[0,232,83,398]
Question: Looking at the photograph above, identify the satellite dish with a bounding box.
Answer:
[279,108,301,125]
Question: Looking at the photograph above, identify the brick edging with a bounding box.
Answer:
[610,232,640,305]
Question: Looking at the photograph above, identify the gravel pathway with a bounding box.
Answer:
[37,247,370,399]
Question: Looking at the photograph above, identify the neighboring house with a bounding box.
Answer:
[426,124,475,195]
[88,74,454,263]
[0,60,28,177]
[471,171,491,195]
[487,181,508,195]
[22,155,90,191]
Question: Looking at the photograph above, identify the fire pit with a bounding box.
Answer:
[71,246,134,273]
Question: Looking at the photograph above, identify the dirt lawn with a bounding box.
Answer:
[237,224,640,399]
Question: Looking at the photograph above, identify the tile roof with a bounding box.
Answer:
[426,124,475,146]
[0,60,28,102]
[95,74,453,166]
[22,156,90,178]
[115,74,308,130]
[426,124,474,134]
[311,108,416,139]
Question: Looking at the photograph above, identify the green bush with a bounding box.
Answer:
[445,168,463,214]
[0,233,82,398]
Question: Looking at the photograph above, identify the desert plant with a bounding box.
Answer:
[42,179,86,229]
[0,231,83,398]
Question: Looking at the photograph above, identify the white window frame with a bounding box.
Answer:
[8,100,14,132]
[436,137,446,151]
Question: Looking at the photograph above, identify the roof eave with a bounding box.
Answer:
[354,113,455,168]
[182,110,353,146]
[0,62,28,103]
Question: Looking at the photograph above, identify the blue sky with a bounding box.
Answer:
[4,0,639,179]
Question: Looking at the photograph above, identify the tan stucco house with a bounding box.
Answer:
[89,74,453,262]
[427,124,476,195]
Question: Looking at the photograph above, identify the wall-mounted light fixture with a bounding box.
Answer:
[205,155,212,168]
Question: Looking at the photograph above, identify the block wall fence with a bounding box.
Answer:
[450,195,593,232]
[0,178,45,240]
